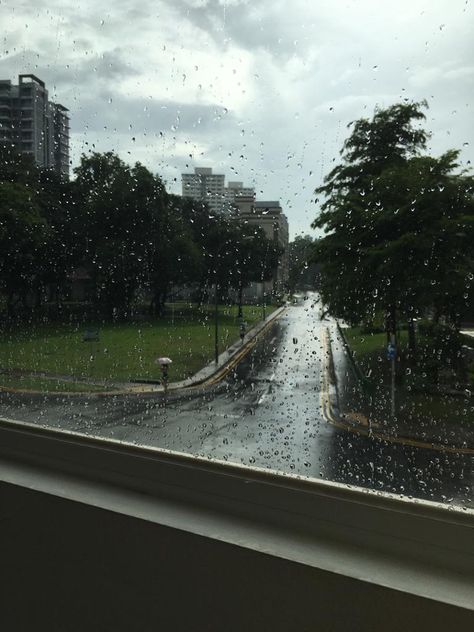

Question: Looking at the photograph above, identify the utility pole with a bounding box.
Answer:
[214,281,219,364]
[388,334,396,418]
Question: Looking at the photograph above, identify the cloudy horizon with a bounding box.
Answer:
[1,0,472,238]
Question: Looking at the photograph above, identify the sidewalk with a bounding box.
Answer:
[329,325,474,453]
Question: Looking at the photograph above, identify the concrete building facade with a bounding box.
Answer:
[182,167,226,215]
[0,74,70,177]
[237,200,289,295]
[223,181,255,213]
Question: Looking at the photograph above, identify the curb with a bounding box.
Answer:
[0,306,287,399]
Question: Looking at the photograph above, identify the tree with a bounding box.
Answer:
[0,142,37,186]
[146,195,203,316]
[312,101,474,358]
[231,223,280,317]
[73,152,168,318]
[0,181,48,316]
[288,235,319,292]
[31,169,77,311]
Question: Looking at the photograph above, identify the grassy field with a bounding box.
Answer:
[0,303,276,389]
[343,326,474,425]
[0,374,110,393]
[343,327,408,380]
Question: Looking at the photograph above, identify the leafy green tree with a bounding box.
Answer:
[0,142,37,186]
[73,152,168,318]
[312,101,474,359]
[31,169,77,311]
[313,103,474,376]
[288,235,319,292]
[231,222,280,317]
[0,181,48,316]
[146,195,203,316]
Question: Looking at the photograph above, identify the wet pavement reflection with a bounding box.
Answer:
[1,294,472,509]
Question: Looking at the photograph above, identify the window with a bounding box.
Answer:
[0,0,472,515]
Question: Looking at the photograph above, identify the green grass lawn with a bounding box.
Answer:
[343,326,474,425]
[0,374,110,393]
[0,303,276,389]
[343,327,408,380]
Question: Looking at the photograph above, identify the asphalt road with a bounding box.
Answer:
[1,294,472,508]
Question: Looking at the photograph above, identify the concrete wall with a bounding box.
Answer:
[2,481,471,632]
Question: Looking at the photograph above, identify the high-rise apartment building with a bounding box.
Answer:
[181,169,257,215]
[0,74,70,177]
[223,181,255,213]
[182,167,226,214]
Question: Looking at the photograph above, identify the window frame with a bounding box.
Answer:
[0,415,472,611]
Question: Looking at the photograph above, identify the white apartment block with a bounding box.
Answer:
[181,167,226,215]
[0,74,70,177]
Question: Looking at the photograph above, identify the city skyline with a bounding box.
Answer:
[0,1,472,239]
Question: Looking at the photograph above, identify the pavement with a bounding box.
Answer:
[1,294,472,508]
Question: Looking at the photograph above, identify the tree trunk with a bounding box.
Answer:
[407,318,416,364]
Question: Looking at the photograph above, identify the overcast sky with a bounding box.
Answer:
[1,0,473,238]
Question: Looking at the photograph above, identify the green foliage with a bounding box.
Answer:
[0,145,281,322]
[0,304,276,386]
[0,181,49,311]
[288,235,319,291]
[312,101,474,332]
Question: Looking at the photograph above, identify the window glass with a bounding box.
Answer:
[0,0,472,509]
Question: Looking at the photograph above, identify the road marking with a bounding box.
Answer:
[258,393,266,405]
[320,328,474,455]
[213,413,241,420]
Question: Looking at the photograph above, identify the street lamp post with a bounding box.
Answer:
[261,240,271,321]
[388,335,396,418]
[214,280,219,364]
[213,241,229,364]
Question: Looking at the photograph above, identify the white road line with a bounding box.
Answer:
[257,393,266,405]
[213,413,241,419]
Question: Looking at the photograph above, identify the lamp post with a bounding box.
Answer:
[214,280,219,364]
[261,240,271,321]
[213,241,230,364]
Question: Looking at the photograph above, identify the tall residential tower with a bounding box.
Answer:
[182,167,226,214]
[0,74,70,177]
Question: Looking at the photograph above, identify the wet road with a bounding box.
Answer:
[1,295,472,508]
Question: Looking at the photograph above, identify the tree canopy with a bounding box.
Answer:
[0,146,280,320]
[312,101,474,335]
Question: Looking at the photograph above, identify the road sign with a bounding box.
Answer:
[387,343,396,361]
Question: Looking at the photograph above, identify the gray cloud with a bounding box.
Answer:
[2,0,473,238]
[0,48,137,90]
[71,91,237,136]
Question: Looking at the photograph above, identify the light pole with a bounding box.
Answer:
[261,240,271,321]
[213,241,229,364]
[388,335,396,418]
[214,279,219,364]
